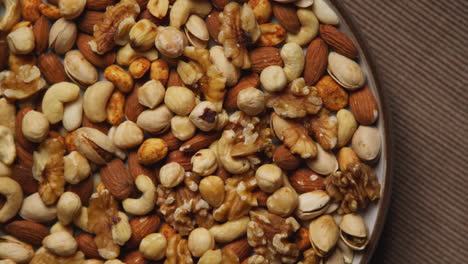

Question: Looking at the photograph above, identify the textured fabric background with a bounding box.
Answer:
[334,0,467,263]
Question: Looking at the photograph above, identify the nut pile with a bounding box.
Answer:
[0,0,382,263]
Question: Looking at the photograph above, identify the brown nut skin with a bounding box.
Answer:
[78,11,104,34]
[125,82,146,122]
[289,168,325,193]
[272,145,300,170]
[77,33,116,68]
[38,53,67,85]
[33,16,50,54]
[137,138,169,165]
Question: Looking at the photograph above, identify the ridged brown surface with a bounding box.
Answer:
[334,0,467,263]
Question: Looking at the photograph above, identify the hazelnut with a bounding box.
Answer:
[129,19,158,51]
[171,116,196,141]
[136,105,173,134]
[191,149,217,176]
[159,162,185,188]
[188,228,215,257]
[255,164,283,193]
[266,187,298,217]
[189,101,218,132]
[164,86,196,116]
[113,121,144,149]
[7,26,35,55]
[138,80,165,109]
[139,233,167,260]
[260,65,288,93]
[59,0,86,20]
[237,87,265,116]
[22,110,49,143]
[49,18,77,54]
[137,138,169,165]
[199,176,225,208]
[155,26,187,58]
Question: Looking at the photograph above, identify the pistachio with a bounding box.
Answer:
[64,50,98,87]
[336,109,357,147]
[49,18,77,54]
[339,213,368,251]
[309,214,339,257]
[351,126,381,161]
[73,127,120,164]
[306,144,338,175]
[327,52,365,90]
[296,190,330,220]
[184,15,209,48]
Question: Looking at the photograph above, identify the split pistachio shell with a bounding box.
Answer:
[328,52,365,90]
[64,50,98,87]
[306,144,338,175]
[309,214,339,257]
[339,213,368,250]
[185,15,209,48]
[295,0,314,8]
[312,0,340,25]
[73,127,118,164]
[324,248,345,264]
[351,126,381,161]
[49,18,77,54]
[296,190,330,220]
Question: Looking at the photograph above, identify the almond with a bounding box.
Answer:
[179,131,220,152]
[11,164,38,195]
[76,233,101,259]
[272,3,300,34]
[349,86,379,125]
[77,33,116,68]
[337,147,360,171]
[33,16,50,54]
[100,159,135,200]
[160,132,182,151]
[212,0,229,10]
[167,69,185,87]
[289,168,325,193]
[224,72,260,111]
[128,151,155,182]
[4,220,49,245]
[38,53,67,84]
[67,175,94,203]
[272,145,300,170]
[223,238,252,261]
[249,47,283,74]
[166,150,192,171]
[78,11,104,35]
[15,143,33,168]
[82,115,110,134]
[15,107,35,152]
[123,250,149,264]
[304,38,328,85]
[125,82,146,122]
[127,214,161,248]
[206,11,221,43]
[85,0,117,11]
[320,24,358,59]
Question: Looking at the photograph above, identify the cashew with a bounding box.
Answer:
[0,0,21,32]
[0,161,12,177]
[83,81,115,123]
[209,216,249,243]
[57,192,82,225]
[286,8,319,46]
[281,42,304,81]
[64,151,91,184]
[0,236,34,264]
[170,0,212,29]
[19,193,56,223]
[0,97,15,134]
[0,177,22,223]
[42,231,78,257]
[122,175,156,215]
[63,96,83,132]
[42,82,80,124]
[312,0,340,25]
[0,125,15,166]
[217,130,250,174]
[209,46,240,87]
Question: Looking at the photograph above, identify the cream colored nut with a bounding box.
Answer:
[352,126,381,161]
[73,127,123,164]
[63,96,83,132]
[7,26,35,55]
[137,138,168,165]
[129,58,151,79]
[103,260,124,264]
[83,260,104,264]
[50,222,74,235]
[281,42,304,81]
[83,81,115,123]
[155,26,187,58]
[59,0,86,19]
[188,227,214,257]
[209,216,249,243]
[139,233,167,260]
[138,80,165,109]
[260,65,288,93]
[57,192,82,226]
[171,116,196,141]
[42,82,80,124]
[177,60,203,85]
[217,130,250,174]
[0,126,16,166]
[337,109,357,147]
[159,162,185,188]
[169,0,212,29]
[337,147,360,172]
[103,65,134,93]
[328,52,365,90]
[0,162,12,177]
[49,18,77,54]
[0,177,22,223]
[147,0,169,19]
[199,176,225,208]
[129,19,158,51]
[123,175,156,215]
[237,87,265,116]
[19,193,57,223]
[306,144,338,175]
[241,3,262,43]
[255,164,283,193]
[136,105,173,134]
[185,14,209,48]
[214,109,229,131]
[21,110,49,143]
[112,121,144,149]
[116,44,159,66]
[72,206,90,233]
[64,50,98,87]
[295,0,314,8]
[191,149,217,176]
[296,190,330,220]
[64,151,91,184]
[111,211,131,246]
[209,46,240,86]
[0,98,16,134]
[286,8,319,46]
[199,249,222,264]
[189,101,218,132]
[0,258,16,264]
[0,0,20,32]
[266,187,298,217]
[0,236,34,264]
[164,86,196,116]
[42,231,78,257]
[312,0,339,25]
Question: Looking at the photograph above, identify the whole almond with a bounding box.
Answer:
[15,143,34,168]
[67,175,94,203]
[78,11,104,34]
[11,164,38,195]
[38,53,67,84]
[249,47,283,73]
[76,233,101,259]
[289,168,325,193]
[125,82,146,122]
[223,238,252,261]
[206,11,221,43]
[33,16,50,54]
[100,159,135,200]
[320,24,358,59]
[272,3,301,34]
[167,69,185,87]
[166,150,193,171]
[123,250,149,264]
[349,86,379,125]
[160,132,182,151]
[77,33,116,68]
[304,38,328,85]
[224,73,260,111]
[82,115,110,134]
[127,214,161,248]
[212,0,229,10]
[179,131,220,152]
[128,151,155,181]
[4,220,49,245]
[272,145,300,170]
[86,0,117,11]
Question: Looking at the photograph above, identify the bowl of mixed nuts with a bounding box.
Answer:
[0,0,391,263]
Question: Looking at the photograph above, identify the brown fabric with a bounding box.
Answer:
[335,0,467,263]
